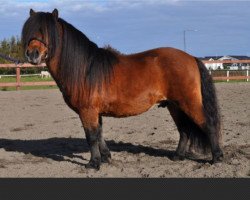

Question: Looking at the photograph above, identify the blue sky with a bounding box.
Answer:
[0,0,249,57]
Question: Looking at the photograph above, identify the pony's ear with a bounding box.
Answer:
[30,9,36,16]
[52,9,58,19]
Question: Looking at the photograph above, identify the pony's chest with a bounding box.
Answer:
[60,89,80,113]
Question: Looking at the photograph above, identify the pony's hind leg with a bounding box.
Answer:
[166,102,190,160]
[98,116,111,163]
[203,124,223,163]
[179,99,223,163]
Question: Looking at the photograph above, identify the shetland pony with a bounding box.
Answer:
[22,9,223,170]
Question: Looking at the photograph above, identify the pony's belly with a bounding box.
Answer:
[102,96,166,118]
[103,104,155,117]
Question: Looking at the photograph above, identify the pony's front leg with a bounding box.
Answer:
[79,109,101,170]
[98,116,111,163]
[84,127,102,170]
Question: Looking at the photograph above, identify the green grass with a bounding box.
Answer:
[0,76,58,91]
[0,76,54,82]
[0,85,58,91]
[214,80,250,83]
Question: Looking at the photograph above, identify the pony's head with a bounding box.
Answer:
[22,9,59,64]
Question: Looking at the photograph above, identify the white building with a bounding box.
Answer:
[203,57,224,70]
[202,55,250,70]
[204,58,223,70]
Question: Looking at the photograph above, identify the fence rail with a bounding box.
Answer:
[0,63,56,90]
[0,60,249,90]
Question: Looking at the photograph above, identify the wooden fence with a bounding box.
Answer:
[0,60,249,90]
[203,60,250,82]
[0,63,56,90]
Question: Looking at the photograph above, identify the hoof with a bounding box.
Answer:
[101,154,111,163]
[185,151,196,160]
[172,154,185,161]
[85,159,101,170]
[212,153,223,164]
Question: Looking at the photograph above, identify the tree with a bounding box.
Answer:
[0,36,24,63]
[0,36,41,74]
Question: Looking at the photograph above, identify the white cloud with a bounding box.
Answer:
[0,0,183,16]
[1,0,247,16]
[0,0,249,56]
[46,0,176,13]
[0,1,50,16]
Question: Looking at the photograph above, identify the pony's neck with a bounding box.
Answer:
[45,21,63,83]
[46,18,118,100]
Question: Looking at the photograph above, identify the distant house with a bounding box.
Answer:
[226,56,250,70]
[201,55,250,70]
[202,56,223,70]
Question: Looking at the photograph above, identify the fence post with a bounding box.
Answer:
[247,70,249,82]
[16,65,21,90]
[227,70,229,82]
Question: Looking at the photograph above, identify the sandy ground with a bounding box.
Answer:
[0,83,249,177]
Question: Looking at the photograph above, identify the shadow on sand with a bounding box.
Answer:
[0,137,209,166]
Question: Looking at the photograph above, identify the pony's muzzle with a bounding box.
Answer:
[25,48,41,64]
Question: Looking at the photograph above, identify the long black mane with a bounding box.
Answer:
[58,18,119,96]
[22,12,119,97]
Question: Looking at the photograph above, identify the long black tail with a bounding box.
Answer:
[189,58,221,153]
[190,58,221,153]
[196,58,221,134]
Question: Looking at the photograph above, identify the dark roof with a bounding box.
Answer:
[228,56,250,60]
[202,56,221,60]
